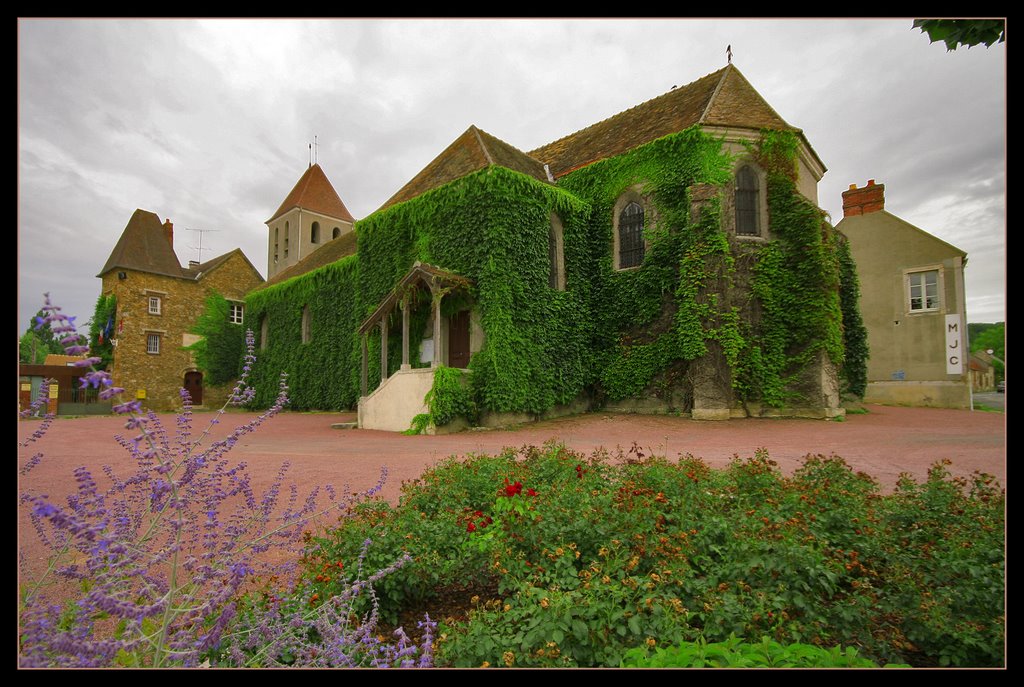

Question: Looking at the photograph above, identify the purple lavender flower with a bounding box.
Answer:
[20,295,429,669]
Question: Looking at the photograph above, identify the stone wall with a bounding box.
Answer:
[104,253,263,411]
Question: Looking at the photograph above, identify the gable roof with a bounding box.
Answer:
[529,64,810,178]
[97,209,186,279]
[378,125,552,212]
[836,210,968,259]
[255,230,359,290]
[183,247,266,284]
[267,163,356,224]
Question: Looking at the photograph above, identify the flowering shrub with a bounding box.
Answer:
[18,294,432,668]
[305,442,1004,667]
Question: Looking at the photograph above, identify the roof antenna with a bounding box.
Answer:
[314,135,318,165]
[308,142,312,168]
[185,226,220,265]
[727,44,732,64]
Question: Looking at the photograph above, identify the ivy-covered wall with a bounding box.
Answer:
[239,125,866,419]
[244,256,361,410]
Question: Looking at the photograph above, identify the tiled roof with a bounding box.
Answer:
[256,230,359,290]
[267,163,356,224]
[529,65,802,178]
[377,126,551,212]
[97,209,187,279]
[184,248,265,285]
[98,209,264,283]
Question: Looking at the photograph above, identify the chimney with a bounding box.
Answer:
[842,179,885,217]
[163,219,174,248]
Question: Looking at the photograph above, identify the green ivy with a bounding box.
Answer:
[88,294,117,370]
[185,291,245,386]
[241,126,865,419]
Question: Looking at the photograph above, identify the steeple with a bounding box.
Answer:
[266,164,356,279]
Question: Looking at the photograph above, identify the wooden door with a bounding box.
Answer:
[184,371,203,405]
[448,310,471,369]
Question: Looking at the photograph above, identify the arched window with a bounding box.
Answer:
[735,165,760,236]
[332,227,341,239]
[284,221,290,258]
[311,222,320,244]
[618,202,645,268]
[301,305,311,343]
[548,213,565,290]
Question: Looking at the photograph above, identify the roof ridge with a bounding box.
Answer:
[471,125,496,166]
[698,63,732,124]
[529,66,728,157]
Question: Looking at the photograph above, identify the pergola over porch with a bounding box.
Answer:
[357,261,473,397]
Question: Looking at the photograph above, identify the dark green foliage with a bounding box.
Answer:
[298,445,1004,667]
[621,634,906,667]
[914,19,1005,51]
[970,322,1004,378]
[185,292,245,386]
[20,309,67,364]
[87,295,117,370]
[245,256,362,410]
[836,235,869,397]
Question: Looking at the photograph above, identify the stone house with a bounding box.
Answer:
[97,209,264,411]
[247,65,860,430]
[835,180,971,408]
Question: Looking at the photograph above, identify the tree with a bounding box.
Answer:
[19,310,64,364]
[186,291,245,386]
[970,322,1004,379]
[87,294,117,370]
[914,19,1006,51]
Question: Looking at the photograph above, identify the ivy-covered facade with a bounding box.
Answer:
[242,65,866,428]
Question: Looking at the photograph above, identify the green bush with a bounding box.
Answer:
[297,445,1005,667]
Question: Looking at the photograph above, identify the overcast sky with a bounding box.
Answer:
[18,18,1006,342]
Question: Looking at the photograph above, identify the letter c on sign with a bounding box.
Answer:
[949,356,959,366]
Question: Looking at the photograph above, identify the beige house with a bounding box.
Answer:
[265,163,356,280]
[97,209,264,410]
[836,180,971,408]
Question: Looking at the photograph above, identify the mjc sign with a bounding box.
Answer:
[946,315,964,375]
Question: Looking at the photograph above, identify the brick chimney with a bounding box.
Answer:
[842,180,885,217]
[163,219,174,248]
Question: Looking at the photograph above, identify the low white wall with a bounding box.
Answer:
[358,368,435,432]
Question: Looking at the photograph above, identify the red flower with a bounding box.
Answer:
[467,522,477,533]
[336,561,344,570]
[474,510,484,517]
[479,520,488,528]
[503,481,523,497]
[526,488,538,497]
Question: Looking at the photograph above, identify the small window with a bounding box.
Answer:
[332,227,341,240]
[229,303,244,325]
[311,221,320,244]
[147,333,161,354]
[618,202,645,269]
[735,165,760,236]
[908,270,940,312]
[148,296,162,315]
[301,305,311,344]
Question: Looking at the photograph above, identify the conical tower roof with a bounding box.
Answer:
[267,163,355,224]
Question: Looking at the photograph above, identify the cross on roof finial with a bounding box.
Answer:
[727,44,732,64]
